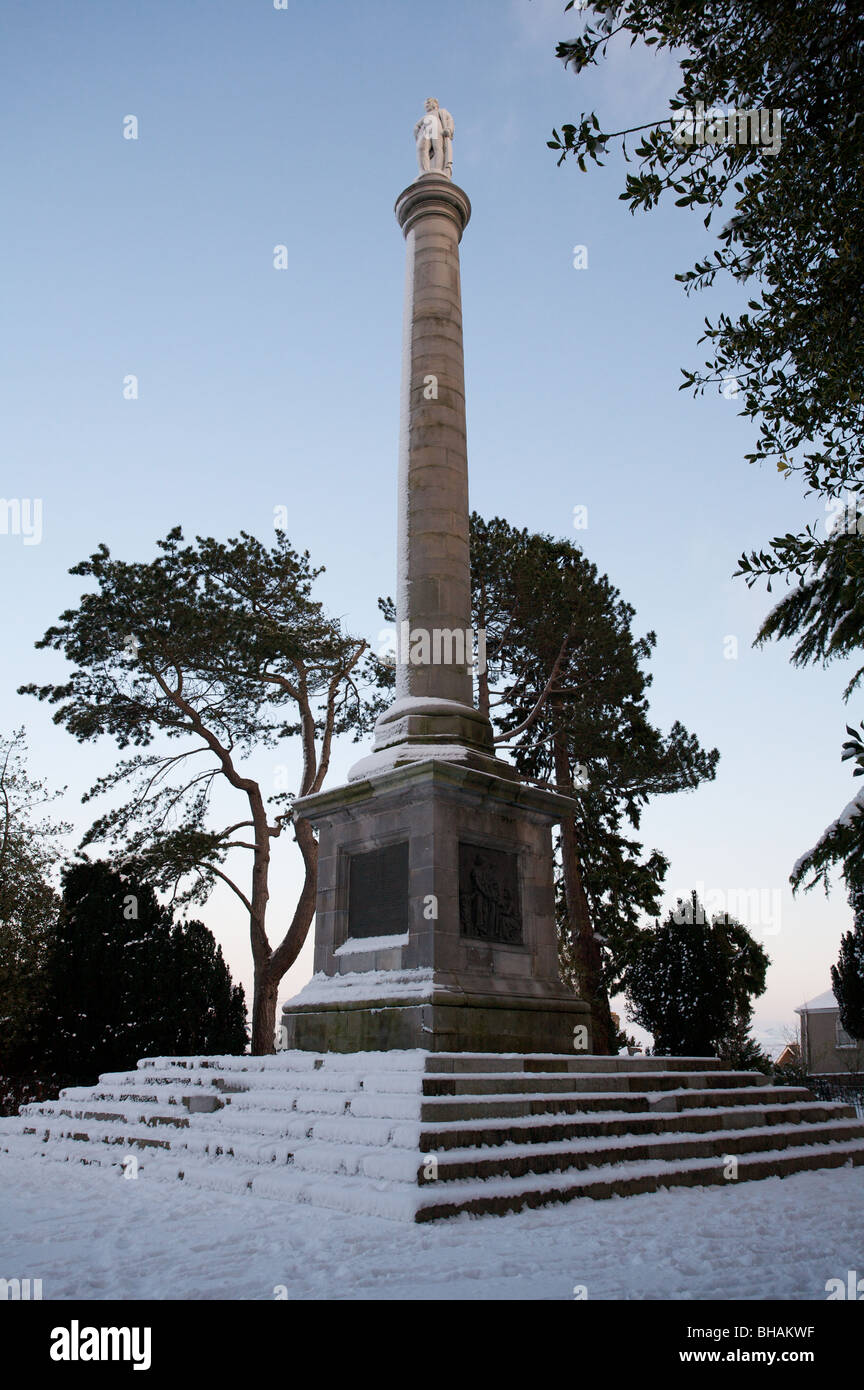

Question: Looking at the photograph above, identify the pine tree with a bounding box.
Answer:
[470,517,718,1053]
[22,528,368,1052]
[831,882,864,1042]
[715,1014,773,1075]
[156,917,249,1057]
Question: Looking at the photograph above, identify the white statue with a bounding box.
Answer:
[414,97,454,179]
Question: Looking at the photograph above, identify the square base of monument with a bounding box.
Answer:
[280,993,591,1054]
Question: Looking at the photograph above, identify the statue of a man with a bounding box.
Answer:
[414,97,454,179]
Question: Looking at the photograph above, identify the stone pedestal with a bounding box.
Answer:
[281,761,590,1052]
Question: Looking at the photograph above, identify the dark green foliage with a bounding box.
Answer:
[831,881,864,1042]
[550,1,864,527]
[773,1058,810,1089]
[470,516,718,998]
[38,861,247,1084]
[790,719,864,894]
[715,1020,773,1075]
[758,519,864,893]
[548,1,864,895]
[624,892,769,1055]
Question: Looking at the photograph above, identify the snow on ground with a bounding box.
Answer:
[1,1153,863,1300]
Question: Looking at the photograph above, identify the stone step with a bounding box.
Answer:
[7,1118,864,1225]
[673,1085,813,1110]
[419,1118,864,1185]
[138,1067,424,1098]
[10,1115,416,1181]
[74,1068,753,1107]
[26,1090,858,1180]
[10,1108,417,1171]
[63,1091,178,1106]
[412,1140,864,1221]
[22,1094,853,1173]
[29,1082,419,1125]
[418,1092,643,1122]
[153,1156,421,1221]
[424,1053,737,1074]
[138,1054,427,1079]
[23,1101,194,1130]
[5,1050,860,1225]
[417,1085,812,1123]
[14,1078,824,1147]
[420,1070,758,1097]
[19,1119,174,1153]
[418,1100,857,1151]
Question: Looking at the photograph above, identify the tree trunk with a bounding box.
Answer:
[551,719,614,1055]
[250,965,279,1055]
[248,795,275,1054]
[250,814,319,1056]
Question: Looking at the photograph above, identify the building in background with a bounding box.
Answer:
[796,989,864,1078]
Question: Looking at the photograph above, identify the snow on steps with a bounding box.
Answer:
[3,1050,864,1222]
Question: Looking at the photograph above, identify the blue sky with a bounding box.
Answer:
[1,0,854,1049]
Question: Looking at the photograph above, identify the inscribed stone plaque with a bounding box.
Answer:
[347,842,410,938]
[459,843,523,945]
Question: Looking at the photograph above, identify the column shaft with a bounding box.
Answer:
[395,175,473,707]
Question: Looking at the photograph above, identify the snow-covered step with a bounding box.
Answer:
[416,1085,818,1123]
[7,1049,864,1223]
[425,1052,734,1074]
[419,1118,864,1185]
[246,1164,423,1222]
[419,1099,860,1151]
[412,1140,864,1221]
[138,1051,428,1079]
[420,1069,758,1097]
[22,1100,196,1130]
[18,1118,176,1152]
[671,1085,814,1110]
[417,1091,653,1122]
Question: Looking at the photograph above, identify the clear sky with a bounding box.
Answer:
[1,0,854,1052]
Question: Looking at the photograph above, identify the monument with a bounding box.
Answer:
[8,104,864,1228]
[281,102,591,1053]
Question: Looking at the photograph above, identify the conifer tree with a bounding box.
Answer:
[624,892,769,1056]
[39,861,247,1084]
[831,882,864,1043]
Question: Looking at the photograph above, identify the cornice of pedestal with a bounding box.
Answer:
[394,173,471,241]
[293,755,581,823]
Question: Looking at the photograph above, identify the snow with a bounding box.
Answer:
[792,785,864,878]
[376,696,479,719]
[796,989,838,1014]
[283,968,435,1006]
[2,1148,863,1300]
[334,935,410,955]
[5,1045,864,1297]
[348,744,476,782]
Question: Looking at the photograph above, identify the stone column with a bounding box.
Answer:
[395,174,473,705]
[355,172,499,774]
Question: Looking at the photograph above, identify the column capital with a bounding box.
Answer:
[395,174,471,241]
